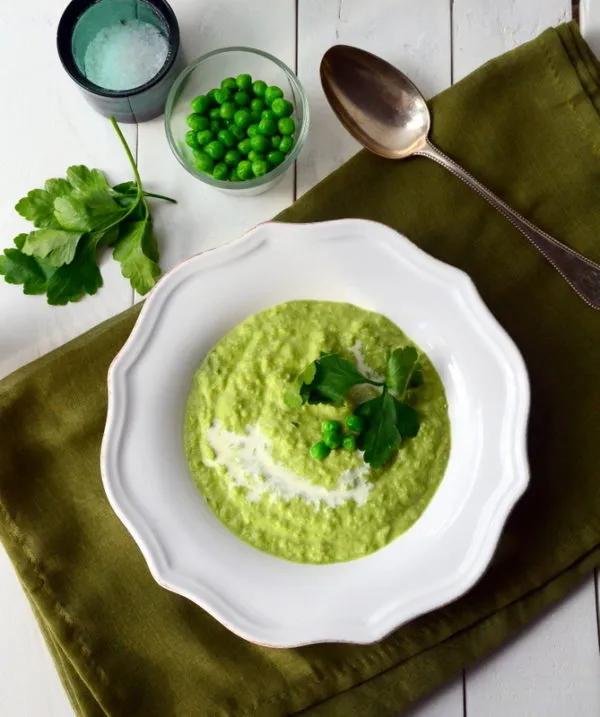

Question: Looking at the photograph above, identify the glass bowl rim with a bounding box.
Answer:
[164,46,310,191]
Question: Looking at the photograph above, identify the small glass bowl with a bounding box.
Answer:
[165,47,309,195]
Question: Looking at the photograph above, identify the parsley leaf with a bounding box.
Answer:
[66,165,114,206]
[112,181,139,196]
[15,190,56,229]
[293,352,380,405]
[0,234,55,295]
[356,392,421,468]
[46,235,102,305]
[284,363,316,408]
[285,344,424,470]
[0,249,50,294]
[1,117,176,305]
[94,225,120,247]
[14,179,74,229]
[310,353,373,403]
[386,346,420,398]
[64,166,127,230]
[53,195,94,232]
[112,217,160,295]
[22,229,83,267]
[357,390,401,468]
[393,397,420,438]
[45,178,73,198]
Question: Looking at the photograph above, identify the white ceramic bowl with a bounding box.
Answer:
[101,219,530,647]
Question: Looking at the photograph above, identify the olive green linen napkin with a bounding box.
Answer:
[1,21,600,716]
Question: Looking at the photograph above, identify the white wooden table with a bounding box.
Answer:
[1,1,599,715]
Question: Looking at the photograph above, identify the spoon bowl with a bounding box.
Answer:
[320,44,600,309]
[320,45,430,159]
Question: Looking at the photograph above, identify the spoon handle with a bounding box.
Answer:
[415,139,600,310]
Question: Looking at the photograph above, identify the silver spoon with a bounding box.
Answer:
[320,45,600,310]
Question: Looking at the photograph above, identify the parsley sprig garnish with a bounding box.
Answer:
[0,117,175,305]
[286,346,423,469]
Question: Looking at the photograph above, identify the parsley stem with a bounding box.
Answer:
[143,191,177,204]
[110,117,144,194]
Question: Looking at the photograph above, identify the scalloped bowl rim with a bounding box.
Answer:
[101,219,530,647]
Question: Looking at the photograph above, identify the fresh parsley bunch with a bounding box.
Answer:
[286,346,423,469]
[0,118,175,305]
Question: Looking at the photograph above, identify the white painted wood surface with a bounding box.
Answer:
[1,1,599,715]
[452,0,571,80]
[582,0,600,53]
[467,577,600,716]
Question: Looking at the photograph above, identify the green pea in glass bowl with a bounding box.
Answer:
[165,47,309,195]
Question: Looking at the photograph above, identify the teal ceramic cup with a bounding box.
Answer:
[57,0,182,122]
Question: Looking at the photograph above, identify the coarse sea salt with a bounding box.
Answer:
[84,19,169,91]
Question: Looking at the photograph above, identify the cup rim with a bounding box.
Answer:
[164,46,310,191]
[57,0,180,98]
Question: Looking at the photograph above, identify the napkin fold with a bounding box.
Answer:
[1,21,599,716]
